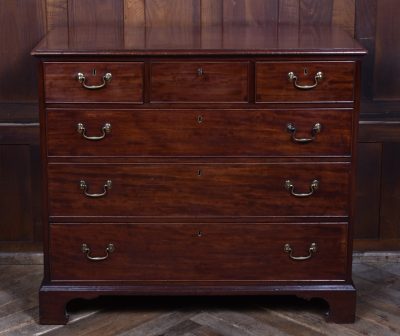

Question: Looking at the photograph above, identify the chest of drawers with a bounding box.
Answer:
[32,25,366,324]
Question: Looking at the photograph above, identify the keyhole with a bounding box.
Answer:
[197,169,202,176]
[197,115,204,124]
[197,231,203,237]
[197,68,204,76]
[304,68,308,76]
[92,69,97,76]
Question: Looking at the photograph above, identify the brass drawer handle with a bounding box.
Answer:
[77,123,111,141]
[288,71,323,90]
[81,243,114,261]
[284,179,319,197]
[77,72,112,90]
[287,122,322,144]
[284,242,317,261]
[80,180,112,198]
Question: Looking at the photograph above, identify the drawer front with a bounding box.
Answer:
[150,62,249,102]
[256,62,355,103]
[46,109,352,157]
[44,62,144,103]
[49,223,348,281]
[48,163,350,218]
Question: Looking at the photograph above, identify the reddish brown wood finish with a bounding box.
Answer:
[256,61,355,103]
[46,108,353,157]
[31,25,366,56]
[33,22,365,325]
[150,62,249,102]
[47,163,350,218]
[44,62,144,103]
[49,223,348,282]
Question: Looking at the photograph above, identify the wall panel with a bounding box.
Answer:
[0,0,46,102]
[333,0,355,36]
[355,143,382,239]
[223,0,279,26]
[0,146,34,241]
[278,0,299,24]
[46,0,68,31]
[373,0,400,101]
[299,0,333,25]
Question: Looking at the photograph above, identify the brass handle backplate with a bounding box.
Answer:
[77,72,112,90]
[284,179,319,197]
[288,71,323,90]
[287,122,322,144]
[284,242,317,261]
[81,243,115,261]
[80,180,112,198]
[77,123,111,141]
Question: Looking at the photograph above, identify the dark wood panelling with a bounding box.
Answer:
[0,4,42,250]
[373,0,400,101]
[380,143,400,240]
[354,143,382,239]
[355,0,377,102]
[223,0,279,26]
[333,0,355,36]
[201,0,223,26]
[0,0,45,102]
[68,0,123,27]
[278,0,299,24]
[299,0,333,25]
[0,146,34,241]
[358,121,400,142]
[146,0,200,26]
[46,0,68,30]
[68,0,124,48]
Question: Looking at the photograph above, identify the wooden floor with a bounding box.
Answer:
[1,261,399,336]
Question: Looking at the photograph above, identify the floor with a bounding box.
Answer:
[0,261,399,336]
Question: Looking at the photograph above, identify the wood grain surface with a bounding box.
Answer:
[150,62,249,103]
[46,108,353,157]
[256,61,355,103]
[44,62,144,103]
[47,163,351,218]
[49,223,348,281]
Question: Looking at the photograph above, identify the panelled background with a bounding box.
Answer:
[0,0,399,251]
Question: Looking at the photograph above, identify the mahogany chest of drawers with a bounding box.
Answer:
[32,25,366,324]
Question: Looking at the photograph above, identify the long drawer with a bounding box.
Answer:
[48,163,350,218]
[44,62,144,103]
[46,109,352,157]
[49,223,348,282]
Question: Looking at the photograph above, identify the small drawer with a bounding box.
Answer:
[49,223,348,282]
[256,61,355,103]
[44,62,144,103]
[150,62,249,102]
[46,108,353,157]
[48,163,350,218]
